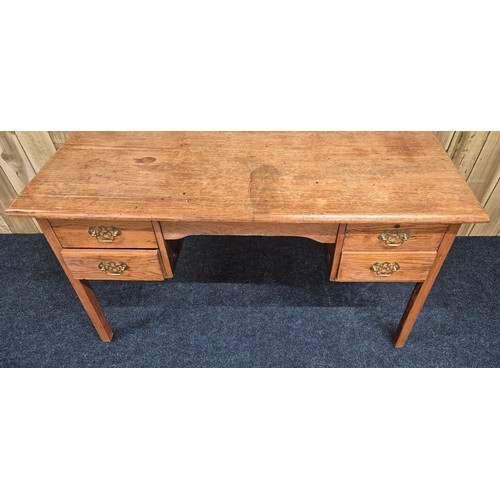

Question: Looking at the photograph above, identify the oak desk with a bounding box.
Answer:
[6,132,489,347]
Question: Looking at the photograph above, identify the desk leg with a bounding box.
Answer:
[328,224,346,281]
[37,219,113,342]
[394,224,460,348]
[152,221,182,278]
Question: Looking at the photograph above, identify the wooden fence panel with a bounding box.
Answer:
[0,164,38,233]
[469,179,500,236]
[434,131,455,151]
[459,132,500,235]
[447,131,490,178]
[0,131,37,193]
[0,215,11,233]
[48,131,72,150]
[14,131,56,173]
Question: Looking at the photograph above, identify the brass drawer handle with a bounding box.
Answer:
[370,261,400,277]
[378,229,411,247]
[88,225,121,243]
[98,261,128,276]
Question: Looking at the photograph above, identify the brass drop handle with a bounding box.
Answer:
[370,261,400,277]
[98,261,128,276]
[88,225,121,243]
[378,229,411,247]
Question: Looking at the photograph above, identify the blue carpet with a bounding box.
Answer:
[0,234,499,367]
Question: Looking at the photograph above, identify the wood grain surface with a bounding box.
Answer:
[5,132,490,225]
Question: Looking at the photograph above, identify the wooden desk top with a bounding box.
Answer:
[6,132,489,224]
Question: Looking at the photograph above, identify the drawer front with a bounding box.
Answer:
[337,251,436,282]
[343,224,447,252]
[51,219,157,248]
[61,249,165,280]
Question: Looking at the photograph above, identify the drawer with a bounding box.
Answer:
[51,219,157,248]
[336,251,436,282]
[343,224,447,252]
[60,249,165,280]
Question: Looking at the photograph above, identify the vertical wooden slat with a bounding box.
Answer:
[0,215,12,233]
[48,131,72,150]
[469,179,500,236]
[0,167,38,233]
[15,131,56,172]
[452,131,489,235]
[0,131,42,232]
[457,225,472,237]
[446,131,490,178]
[464,132,500,202]
[0,131,37,193]
[435,131,492,237]
[461,132,500,236]
[433,131,455,151]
